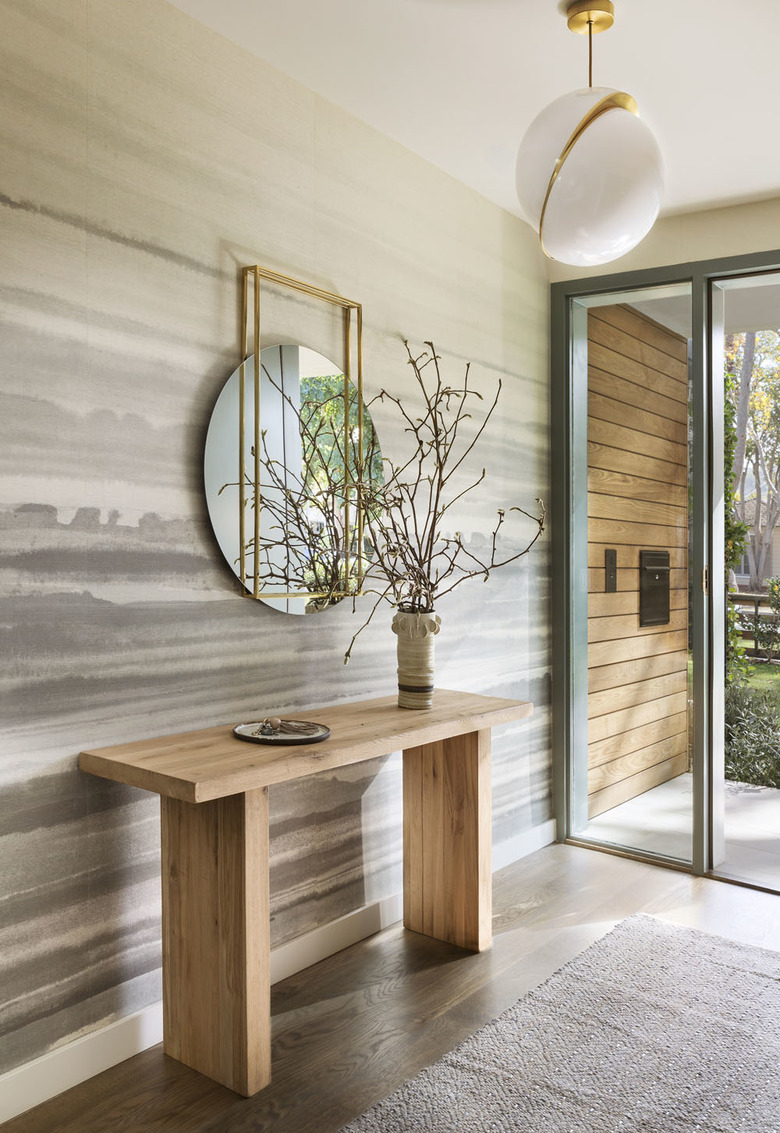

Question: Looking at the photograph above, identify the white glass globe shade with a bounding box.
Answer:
[516,87,664,267]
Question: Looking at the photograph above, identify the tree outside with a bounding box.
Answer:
[724,329,780,789]
[726,329,780,592]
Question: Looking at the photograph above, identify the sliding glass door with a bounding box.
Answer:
[552,251,780,891]
[713,271,780,891]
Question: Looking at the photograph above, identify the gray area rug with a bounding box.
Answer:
[339,915,780,1132]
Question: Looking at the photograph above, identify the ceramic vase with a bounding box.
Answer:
[391,609,441,709]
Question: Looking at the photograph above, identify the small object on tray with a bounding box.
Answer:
[233,718,331,745]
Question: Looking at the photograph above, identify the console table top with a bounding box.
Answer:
[79,689,532,803]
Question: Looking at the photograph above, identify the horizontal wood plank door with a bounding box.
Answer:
[587,305,690,818]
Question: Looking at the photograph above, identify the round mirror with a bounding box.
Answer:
[204,344,382,614]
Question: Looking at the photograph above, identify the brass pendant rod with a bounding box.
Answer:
[588,18,593,87]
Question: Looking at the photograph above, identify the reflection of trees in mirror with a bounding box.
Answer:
[219,368,382,612]
[299,373,384,507]
[344,341,545,663]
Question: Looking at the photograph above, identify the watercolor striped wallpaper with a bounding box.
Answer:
[0,0,551,1074]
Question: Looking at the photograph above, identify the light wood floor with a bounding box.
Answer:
[8,844,780,1133]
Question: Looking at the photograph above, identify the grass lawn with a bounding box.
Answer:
[744,661,780,705]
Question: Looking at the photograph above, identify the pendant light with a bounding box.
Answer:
[516,0,663,267]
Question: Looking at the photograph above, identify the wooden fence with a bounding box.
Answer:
[728,592,776,657]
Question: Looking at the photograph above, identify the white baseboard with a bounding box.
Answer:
[0,895,403,1124]
[0,1001,165,1125]
[0,820,555,1122]
[493,818,557,873]
[269,890,404,985]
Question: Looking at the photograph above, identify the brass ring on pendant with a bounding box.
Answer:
[537,91,638,259]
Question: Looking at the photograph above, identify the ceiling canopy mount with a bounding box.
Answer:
[566,1,615,37]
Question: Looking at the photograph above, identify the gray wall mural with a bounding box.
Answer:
[0,0,551,1076]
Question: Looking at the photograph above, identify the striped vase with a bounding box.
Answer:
[391,610,442,709]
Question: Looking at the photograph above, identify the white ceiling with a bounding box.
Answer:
[167,0,780,223]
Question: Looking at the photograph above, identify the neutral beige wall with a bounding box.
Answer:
[547,197,780,283]
[0,0,551,1075]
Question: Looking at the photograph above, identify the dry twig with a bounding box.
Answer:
[343,341,545,662]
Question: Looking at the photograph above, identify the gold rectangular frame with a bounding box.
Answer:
[239,265,364,602]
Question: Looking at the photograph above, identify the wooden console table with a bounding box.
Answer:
[80,689,532,1096]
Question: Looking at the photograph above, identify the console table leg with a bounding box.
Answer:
[160,789,270,1096]
[403,728,491,952]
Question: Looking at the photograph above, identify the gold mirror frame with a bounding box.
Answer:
[239,266,365,602]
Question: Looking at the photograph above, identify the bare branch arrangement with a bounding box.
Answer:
[221,343,545,640]
[344,340,545,661]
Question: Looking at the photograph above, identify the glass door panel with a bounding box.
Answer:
[717,271,780,891]
[571,283,694,863]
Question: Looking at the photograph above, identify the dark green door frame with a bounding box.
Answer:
[551,248,780,876]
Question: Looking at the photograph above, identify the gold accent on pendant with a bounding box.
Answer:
[537,91,638,259]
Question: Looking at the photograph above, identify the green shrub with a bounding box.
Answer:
[767,576,780,612]
[724,682,780,789]
[754,611,780,662]
[726,601,750,683]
